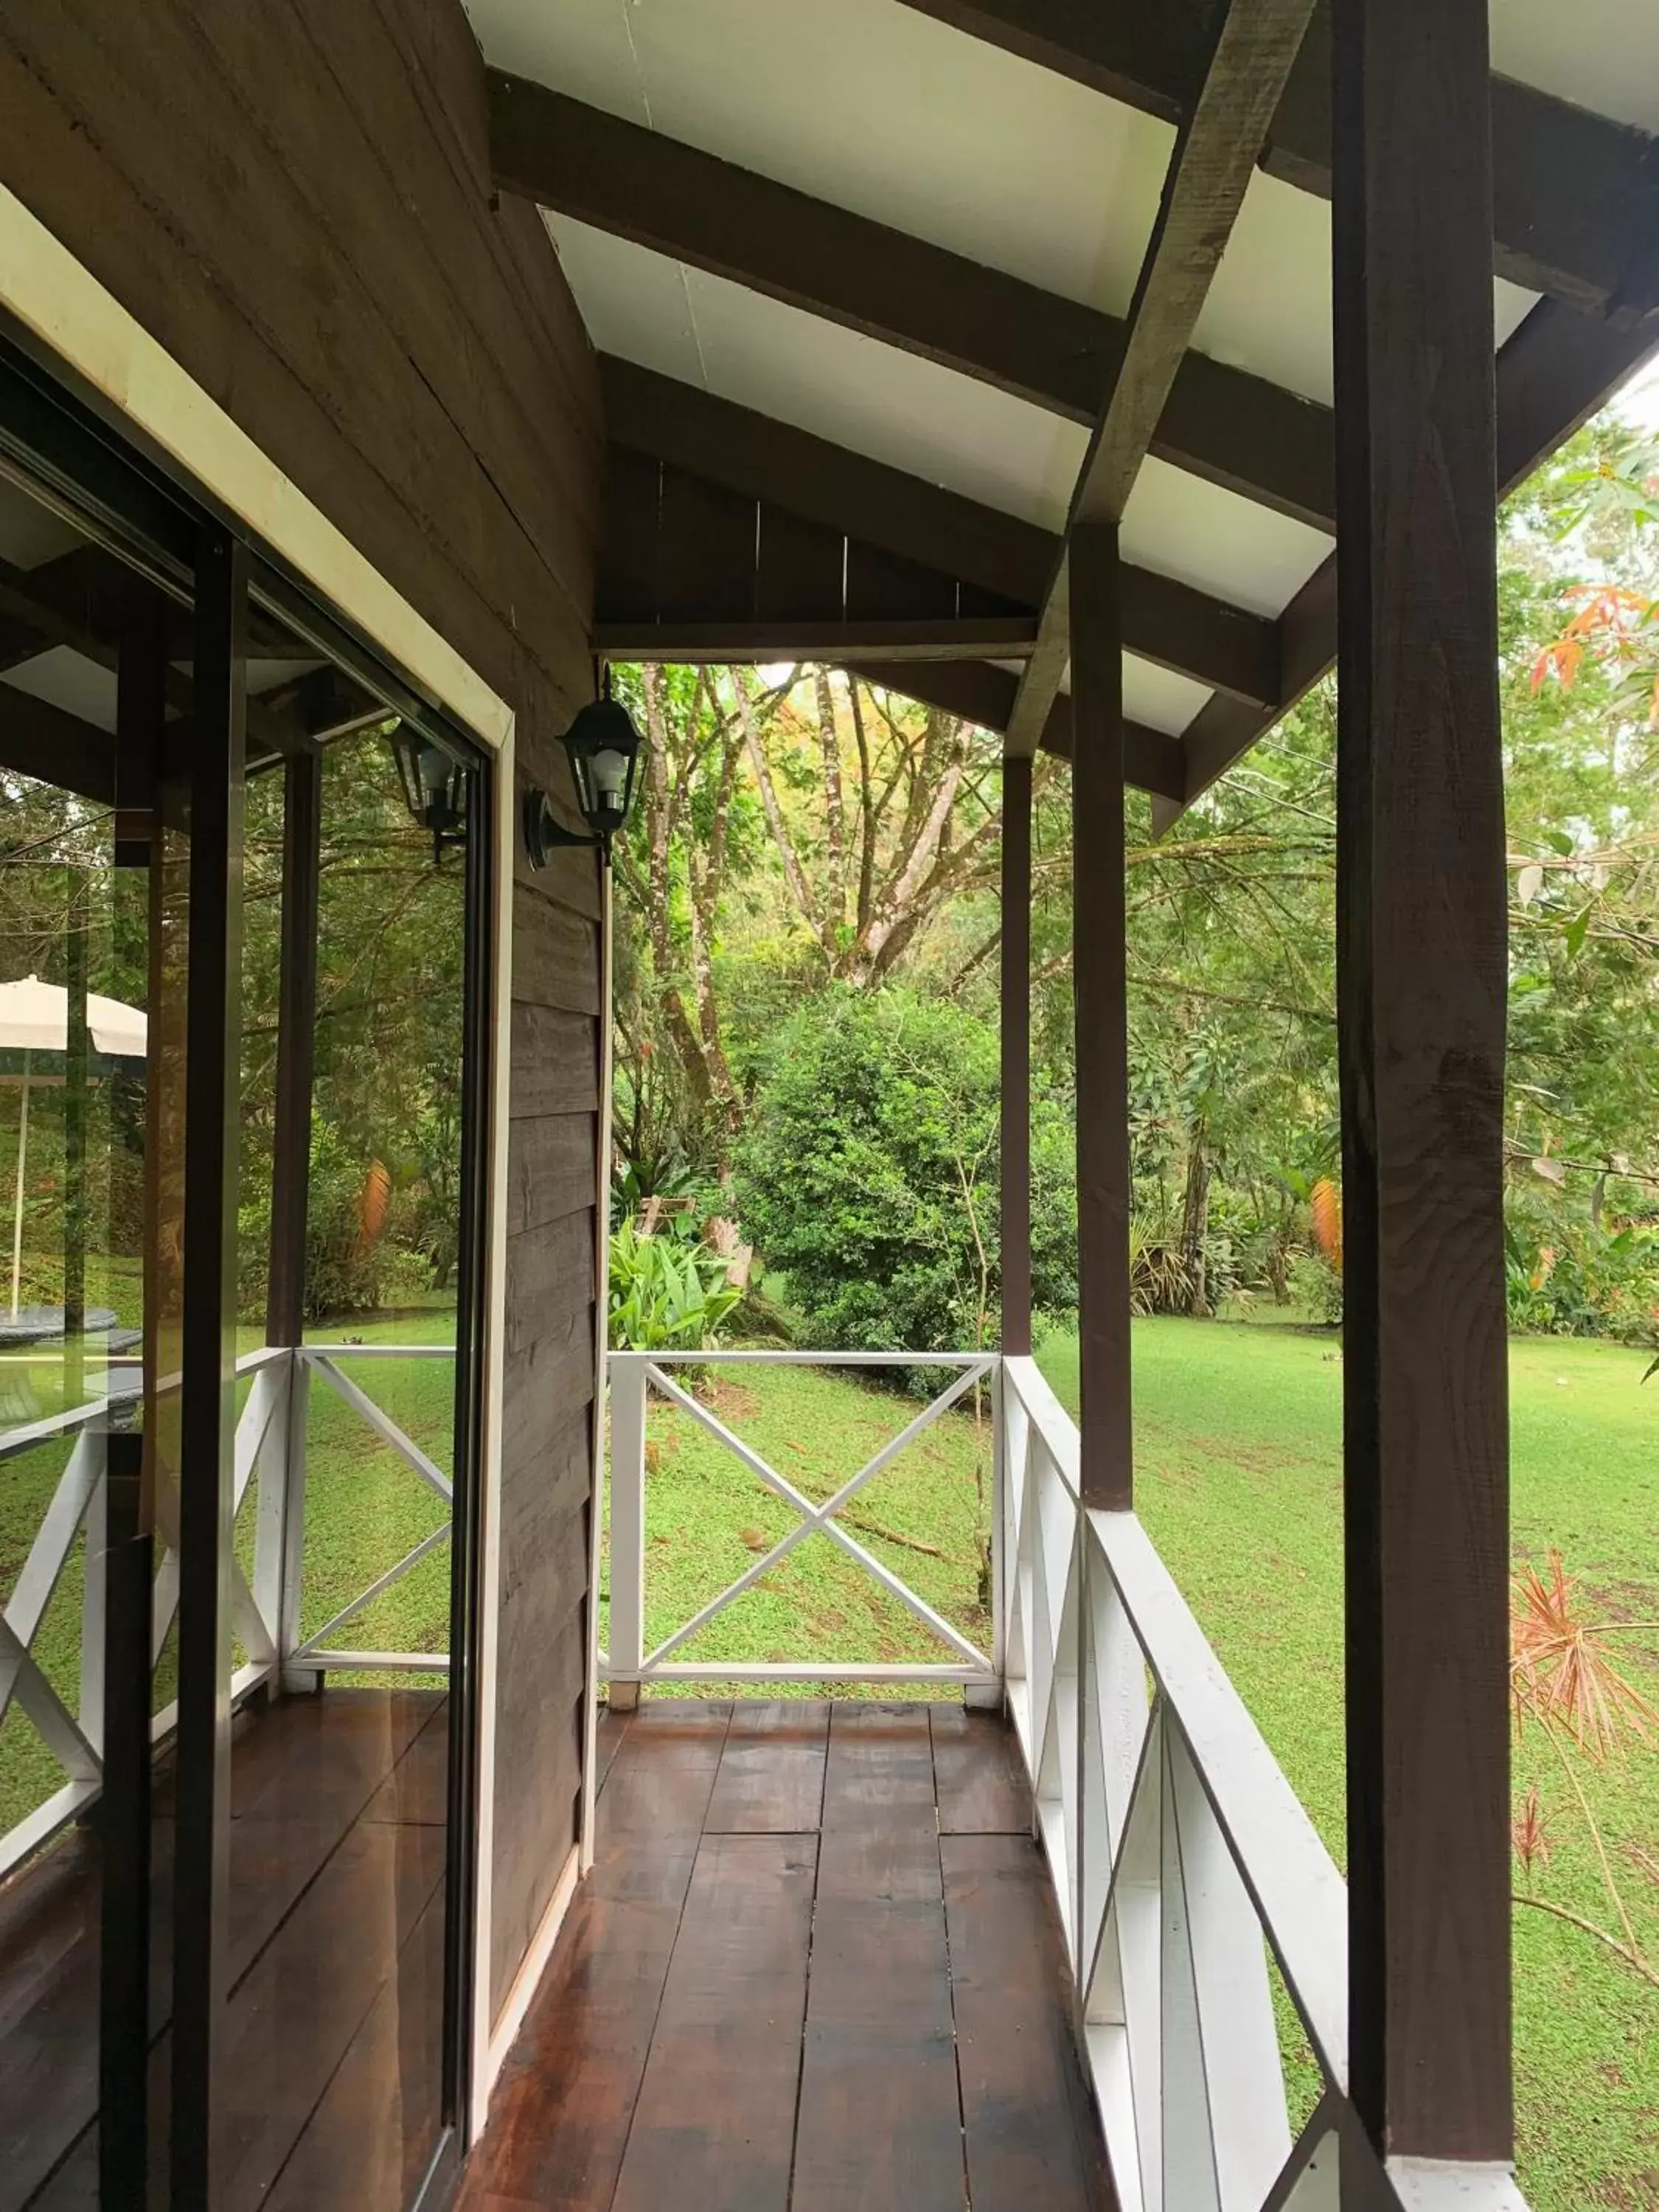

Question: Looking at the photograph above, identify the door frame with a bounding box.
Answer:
[0,176,519,2173]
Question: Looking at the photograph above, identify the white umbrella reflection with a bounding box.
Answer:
[0,975,146,1319]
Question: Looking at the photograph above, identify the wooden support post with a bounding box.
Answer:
[1332,0,1512,2166]
[266,751,321,1348]
[1069,523,1133,1512]
[170,529,248,2208]
[1001,754,1033,1358]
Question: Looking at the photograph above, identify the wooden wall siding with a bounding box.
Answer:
[0,0,607,2025]
[597,448,1032,635]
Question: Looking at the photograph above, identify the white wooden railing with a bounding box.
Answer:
[603,1349,1001,1697]
[604,1347,1526,2212]
[0,1341,453,1881]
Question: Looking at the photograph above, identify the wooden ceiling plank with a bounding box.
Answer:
[599,361,1277,706]
[490,72,1336,532]
[1004,0,1317,758]
[594,619,1037,664]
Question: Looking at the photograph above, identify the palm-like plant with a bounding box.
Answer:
[1510,1548,1659,1986]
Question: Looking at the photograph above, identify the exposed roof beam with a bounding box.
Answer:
[600,360,1277,709]
[848,658,1186,803]
[1158,299,1659,826]
[894,1,1659,322]
[596,618,1038,664]
[490,72,1335,530]
[1004,0,1316,758]
[0,681,114,804]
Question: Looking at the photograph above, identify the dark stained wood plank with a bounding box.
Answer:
[511,885,602,1018]
[458,1836,704,2212]
[791,1826,964,2212]
[597,444,662,624]
[596,1700,732,1840]
[610,1834,817,2212]
[361,1699,451,1825]
[756,504,846,623]
[230,1687,441,1825]
[260,1885,447,2211]
[506,1109,598,1239]
[1332,0,1512,2163]
[594,1701,633,1797]
[493,74,1335,529]
[942,1833,1113,2211]
[819,1701,937,1837]
[703,1700,830,1834]
[657,466,758,626]
[844,539,958,625]
[930,1705,1030,1834]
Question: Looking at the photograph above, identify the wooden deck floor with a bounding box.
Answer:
[461,1700,1113,2212]
[0,1686,450,2211]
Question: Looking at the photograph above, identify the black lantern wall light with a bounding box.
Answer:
[524,671,645,869]
[390,728,469,867]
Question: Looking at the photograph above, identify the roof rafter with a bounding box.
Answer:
[489,71,1336,530]
[599,358,1280,709]
[895,0,1659,322]
[846,658,1186,803]
[1004,0,1316,759]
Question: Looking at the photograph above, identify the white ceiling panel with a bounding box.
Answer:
[1122,656,1212,737]
[549,218,1087,531]
[473,0,1174,316]
[1492,0,1659,131]
[3,649,119,735]
[1121,459,1329,616]
[1194,170,1542,407]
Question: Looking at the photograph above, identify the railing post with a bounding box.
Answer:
[251,1360,290,1682]
[276,1351,314,1692]
[77,1430,108,1757]
[606,1354,648,1713]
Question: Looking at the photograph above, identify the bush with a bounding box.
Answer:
[608,1219,742,1350]
[1504,1211,1659,1343]
[731,987,1074,1355]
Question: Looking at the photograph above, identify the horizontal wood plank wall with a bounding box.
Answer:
[0,0,605,2024]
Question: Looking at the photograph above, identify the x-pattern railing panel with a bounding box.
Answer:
[1,1340,456,1878]
[605,1350,998,1691]
[998,1356,1529,2212]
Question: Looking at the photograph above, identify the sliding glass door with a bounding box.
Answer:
[0,333,491,2211]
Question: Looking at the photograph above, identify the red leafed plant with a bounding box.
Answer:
[1510,1549,1659,1986]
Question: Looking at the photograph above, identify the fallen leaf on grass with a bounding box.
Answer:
[740,1527,769,1551]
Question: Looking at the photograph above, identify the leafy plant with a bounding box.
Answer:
[607,1220,742,1352]
[1510,1549,1659,1989]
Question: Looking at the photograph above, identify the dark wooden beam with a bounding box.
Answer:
[1006,0,1316,757]
[0,682,114,802]
[1001,753,1033,1357]
[847,658,1186,804]
[1333,0,1512,2163]
[597,619,1037,664]
[600,363,1279,707]
[893,0,1659,323]
[492,74,1336,532]
[1069,523,1133,1510]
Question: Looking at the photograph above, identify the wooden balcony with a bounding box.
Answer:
[459,1697,1113,2212]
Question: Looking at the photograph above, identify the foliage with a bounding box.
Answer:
[731,985,1074,1356]
[237,1119,429,1321]
[608,1217,742,1352]
[1511,1549,1659,1990]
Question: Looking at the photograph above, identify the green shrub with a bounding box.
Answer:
[731,986,1075,1355]
[608,1220,742,1350]
[237,1121,431,1323]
